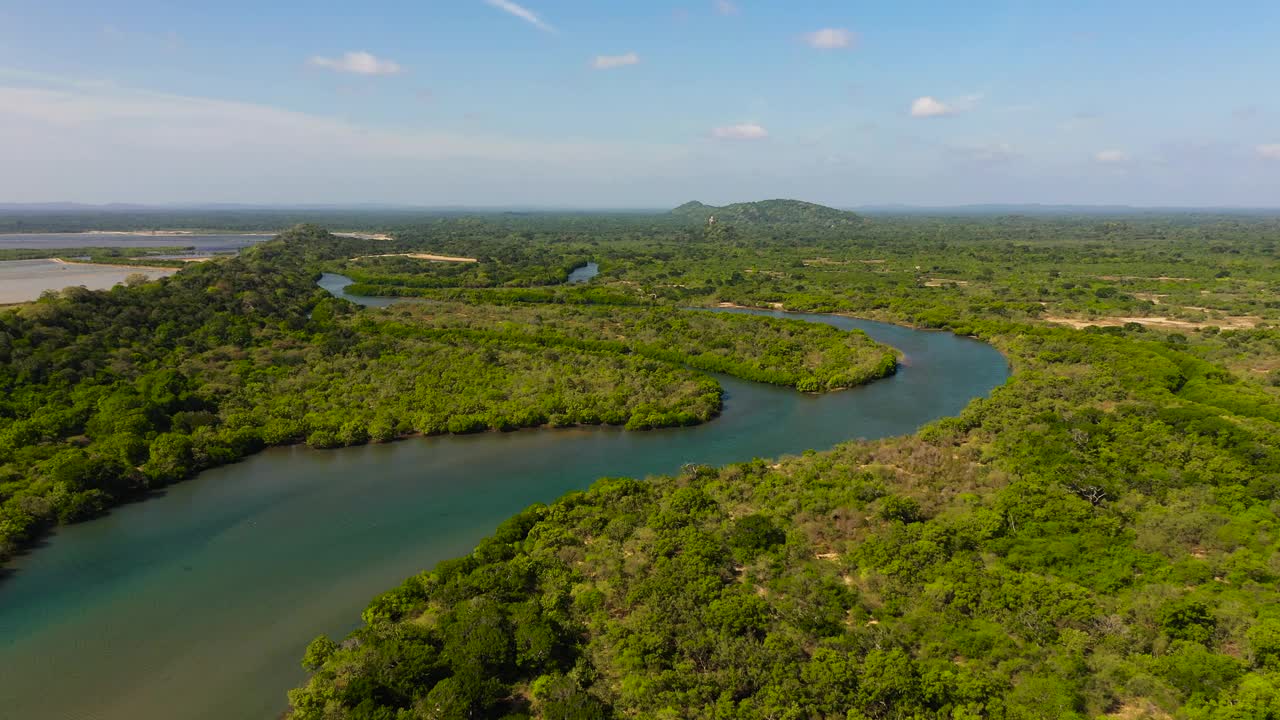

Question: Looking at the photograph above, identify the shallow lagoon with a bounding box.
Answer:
[0,259,178,303]
[0,232,270,251]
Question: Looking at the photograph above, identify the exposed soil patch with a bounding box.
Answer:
[1046,314,1262,330]
[352,252,478,263]
[1097,275,1194,282]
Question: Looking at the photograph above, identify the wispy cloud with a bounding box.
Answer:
[951,142,1020,165]
[1095,149,1130,163]
[485,0,556,33]
[1258,144,1280,161]
[0,76,693,204]
[308,51,403,76]
[714,0,739,16]
[102,24,181,51]
[711,123,768,140]
[803,28,856,49]
[910,94,980,118]
[1060,113,1100,132]
[592,52,639,70]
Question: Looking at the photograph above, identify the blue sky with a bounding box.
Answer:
[1,0,1277,207]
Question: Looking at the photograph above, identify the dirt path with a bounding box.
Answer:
[352,252,477,263]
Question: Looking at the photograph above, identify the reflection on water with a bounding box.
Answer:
[0,259,177,304]
[566,261,599,284]
[0,282,1008,720]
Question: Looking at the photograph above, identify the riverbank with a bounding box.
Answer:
[50,257,192,272]
[0,309,1008,720]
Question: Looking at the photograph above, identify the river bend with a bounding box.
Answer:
[0,278,1007,720]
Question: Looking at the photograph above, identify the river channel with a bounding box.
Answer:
[0,277,1007,720]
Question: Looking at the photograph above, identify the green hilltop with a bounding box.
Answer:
[671,199,863,227]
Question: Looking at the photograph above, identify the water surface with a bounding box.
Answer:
[0,232,270,252]
[0,287,1007,720]
[0,259,178,304]
[566,262,599,284]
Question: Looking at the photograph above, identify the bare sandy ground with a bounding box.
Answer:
[1045,314,1263,330]
[352,252,478,263]
[717,301,786,310]
[334,232,394,241]
[1096,275,1195,282]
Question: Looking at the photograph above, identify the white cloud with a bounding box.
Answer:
[715,0,739,16]
[910,94,981,118]
[592,52,639,70]
[1095,149,1130,163]
[910,97,952,118]
[484,0,556,33]
[711,123,768,140]
[0,76,702,204]
[1258,144,1280,160]
[804,28,856,49]
[308,51,403,76]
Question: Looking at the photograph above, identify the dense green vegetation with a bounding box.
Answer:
[7,201,1280,718]
[368,303,897,392]
[0,222,896,563]
[277,203,1280,720]
[0,246,192,261]
[337,251,589,290]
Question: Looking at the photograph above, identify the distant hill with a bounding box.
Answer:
[671,199,863,227]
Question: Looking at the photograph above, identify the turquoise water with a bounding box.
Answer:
[0,284,1007,720]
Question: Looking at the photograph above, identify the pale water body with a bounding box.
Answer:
[0,281,1008,720]
[0,259,178,304]
[0,233,271,252]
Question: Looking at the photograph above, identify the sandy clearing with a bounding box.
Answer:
[352,252,477,263]
[716,301,785,310]
[1097,275,1195,282]
[335,232,394,241]
[1045,314,1263,330]
[923,278,970,287]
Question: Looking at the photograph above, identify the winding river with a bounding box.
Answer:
[0,277,1007,720]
